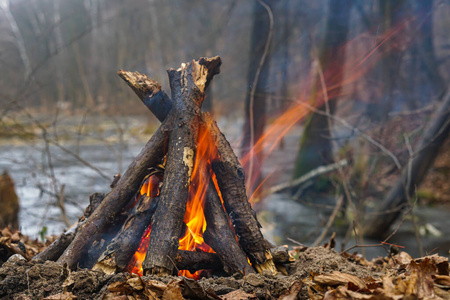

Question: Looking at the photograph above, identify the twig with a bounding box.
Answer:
[316,57,365,253]
[287,237,306,247]
[247,0,274,190]
[341,205,412,255]
[312,195,344,247]
[267,97,403,170]
[49,140,110,181]
[58,184,70,227]
[403,134,424,256]
[264,159,348,196]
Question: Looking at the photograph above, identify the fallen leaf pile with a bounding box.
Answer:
[0,227,50,261]
[305,252,450,300]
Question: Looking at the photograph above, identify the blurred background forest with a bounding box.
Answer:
[0,0,449,258]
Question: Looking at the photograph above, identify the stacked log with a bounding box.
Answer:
[35,56,278,277]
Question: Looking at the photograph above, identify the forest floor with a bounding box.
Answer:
[0,227,449,300]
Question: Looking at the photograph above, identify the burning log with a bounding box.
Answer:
[203,179,254,275]
[95,194,159,272]
[143,58,221,276]
[57,120,170,269]
[206,114,276,273]
[174,250,223,274]
[39,56,279,279]
[118,65,268,275]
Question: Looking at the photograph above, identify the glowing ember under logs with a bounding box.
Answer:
[44,57,278,278]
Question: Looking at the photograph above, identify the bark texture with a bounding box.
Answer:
[204,113,273,270]
[95,194,159,271]
[34,193,106,262]
[175,250,223,274]
[143,57,221,276]
[203,178,254,275]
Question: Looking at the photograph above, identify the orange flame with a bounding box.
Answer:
[127,18,414,278]
[241,19,414,197]
[128,120,218,279]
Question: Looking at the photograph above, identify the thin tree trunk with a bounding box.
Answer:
[365,89,450,237]
[293,0,354,179]
[241,0,274,194]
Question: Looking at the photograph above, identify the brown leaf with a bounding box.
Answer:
[143,279,167,298]
[434,275,450,288]
[314,271,367,290]
[278,280,302,300]
[220,289,257,300]
[43,292,77,300]
[323,286,380,300]
[407,258,438,298]
[11,232,20,243]
[395,251,413,265]
[180,276,219,300]
[127,276,144,291]
[108,281,133,294]
[162,279,184,300]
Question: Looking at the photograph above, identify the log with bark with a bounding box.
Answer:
[119,64,274,275]
[57,119,170,268]
[143,58,221,276]
[36,56,280,278]
[33,192,105,262]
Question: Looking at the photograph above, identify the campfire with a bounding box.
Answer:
[34,56,291,279]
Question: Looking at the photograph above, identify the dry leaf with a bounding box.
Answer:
[220,289,257,300]
[395,251,413,265]
[278,280,302,300]
[314,271,367,290]
[180,276,218,300]
[127,276,144,291]
[43,292,77,300]
[162,279,184,300]
[143,279,167,298]
[108,281,133,294]
[434,275,450,288]
[408,257,438,298]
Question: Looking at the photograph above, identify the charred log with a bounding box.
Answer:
[203,179,254,275]
[118,70,172,122]
[175,250,223,274]
[143,57,221,276]
[57,121,170,269]
[94,194,158,272]
[33,193,106,262]
[205,113,276,273]
[119,61,274,275]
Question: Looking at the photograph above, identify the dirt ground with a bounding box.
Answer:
[0,243,449,300]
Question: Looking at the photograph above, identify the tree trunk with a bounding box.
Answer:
[241,0,274,194]
[293,0,354,179]
[365,89,450,237]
